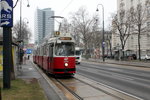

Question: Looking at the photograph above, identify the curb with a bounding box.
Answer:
[82,59,150,68]
[31,62,67,100]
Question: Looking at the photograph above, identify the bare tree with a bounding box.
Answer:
[13,20,32,44]
[113,9,132,59]
[131,2,148,60]
[60,18,70,33]
[105,30,113,58]
[91,18,101,49]
[70,7,97,58]
[11,21,32,80]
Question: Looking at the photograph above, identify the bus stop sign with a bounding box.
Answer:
[0,0,13,27]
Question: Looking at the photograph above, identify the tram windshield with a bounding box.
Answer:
[55,42,75,56]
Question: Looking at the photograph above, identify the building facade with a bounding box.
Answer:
[34,8,54,44]
[112,0,150,57]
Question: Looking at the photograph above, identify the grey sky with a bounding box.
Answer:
[13,0,117,42]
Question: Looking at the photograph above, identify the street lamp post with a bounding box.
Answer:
[20,0,30,41]
[19,0,22,40]
[96,4,105,62]
[19,0,30,65]
[23,18,29,24]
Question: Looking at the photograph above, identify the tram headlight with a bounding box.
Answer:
[64,63,68,67]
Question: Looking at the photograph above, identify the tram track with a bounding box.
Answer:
[33,61,142,100]
[75,73,144,100]
[33,62,84,100]
[50,76,123,100]
[32,62,67,100]
[73,77,123,100]
[78,64,150,87]
[55,78,84,100]
[77,63,150,100]
[33,62,120,100]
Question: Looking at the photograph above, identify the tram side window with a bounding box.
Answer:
[40,47,43,56]
[37,48,40,56]
[43,46,45,56]
[49,44,53,57]
[45,45,49,56]
[43,45,47,56]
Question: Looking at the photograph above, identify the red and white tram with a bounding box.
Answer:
[33,32,76,75]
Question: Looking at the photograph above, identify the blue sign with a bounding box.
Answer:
[0,0,13,27]
[26,49,32,54]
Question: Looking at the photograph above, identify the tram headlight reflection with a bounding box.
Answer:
[64,63,68,67]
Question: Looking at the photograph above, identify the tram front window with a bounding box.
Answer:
[55,42,75,56]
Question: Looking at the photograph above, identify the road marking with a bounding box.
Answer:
[112,73,134,81]
[108,68,123,71]
[28,68,33,70]
[96,82,144,100]
[76,74,144,100]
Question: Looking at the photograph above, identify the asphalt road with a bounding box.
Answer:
[76,62,150,100]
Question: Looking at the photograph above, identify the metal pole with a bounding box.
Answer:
[3,28,12,89]
[19,0,30,42]
[2,0,13,89]
[96,4,105,62]
[18,0,22,65]
[20,0,22,40]
[102,5,105,62]
[23,18,29,24]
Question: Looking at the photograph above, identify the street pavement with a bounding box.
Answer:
[83,58,150,68]
[0,58,150,100]
[16,60,65,100]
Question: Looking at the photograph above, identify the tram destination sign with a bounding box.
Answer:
[0,0,13,27]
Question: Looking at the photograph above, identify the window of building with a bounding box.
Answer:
[147,6,150,17]
[138,0,141,3]
[147,34,150,37]
[147,22,150,27]
[147,22,150,31]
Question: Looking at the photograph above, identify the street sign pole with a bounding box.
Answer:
[3,27,12,89]
[0,0,13,89]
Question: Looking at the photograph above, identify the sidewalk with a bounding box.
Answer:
[17,60,64,100]
[83,58,150,68]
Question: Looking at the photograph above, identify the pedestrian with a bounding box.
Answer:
[19,49,24,65]
[23,54,27,64]
[28,55,30,60]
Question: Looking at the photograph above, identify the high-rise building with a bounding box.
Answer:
[34,8,54,44]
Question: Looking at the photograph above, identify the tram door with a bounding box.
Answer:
[49,44,54,73]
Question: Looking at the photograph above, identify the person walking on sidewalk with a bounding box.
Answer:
[23,54,27,64]
[27,54,30,60]
[19,49,24,65]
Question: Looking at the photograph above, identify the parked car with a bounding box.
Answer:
[127,54,137,60]
[141,55,150,60]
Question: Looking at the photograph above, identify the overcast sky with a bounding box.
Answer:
[13,0,117,42]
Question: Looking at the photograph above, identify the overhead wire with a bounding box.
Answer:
[59,0,74,15]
